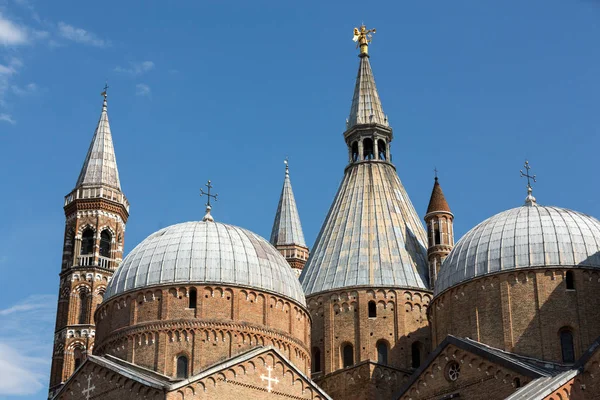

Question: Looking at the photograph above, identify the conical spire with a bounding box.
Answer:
[347,50,389,129]
[75,92,121,190]
[426,177,452,215]
[270,161,306,247]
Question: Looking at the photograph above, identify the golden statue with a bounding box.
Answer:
[352,24,376,55]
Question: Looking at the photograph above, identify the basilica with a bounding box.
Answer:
[48,26,600,400]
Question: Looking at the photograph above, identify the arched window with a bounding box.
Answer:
[377,139,386,160]
[351,141,359,162]
[176,355,189,379]
[566,271,575,290]
[377,341,388,365]
[368,301,377,318]
[73,347,83,371]
[99,230,111,258]
[433,220,441,245]
[81,229,94,255]
[188,288,197,309]
[560,329,575,363]
[412,341,424,368]
[342,344,354,368]
[78,290,88,324]
[312,347,321,372]
[362,138,374,160]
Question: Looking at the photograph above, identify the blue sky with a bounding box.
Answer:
[0,0,599,398]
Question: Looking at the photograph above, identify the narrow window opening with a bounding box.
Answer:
[99,230,111,258]
[566,271,575,290]
[312,348,321,372]
[342,344,354,368]
[81,229,94,255]
[73,347,83,371]
[188,288,197,309]
[513,377,521,388]
[78,290,88,324]
[377,341,388,365]
[362,138,374,160]
[560,329,575,363]
[433,220,441,245]
[377,139,386,160]
[412,341,423,368]
[351,141,359,162]
[368,301,377,318]
[176,356,189,379]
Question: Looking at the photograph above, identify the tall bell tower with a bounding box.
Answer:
[48,90,129,398]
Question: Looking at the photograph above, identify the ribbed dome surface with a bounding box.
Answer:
[435,206,600,296]
[105,221,306,306]
[300,162,429,296]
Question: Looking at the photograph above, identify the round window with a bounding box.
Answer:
[445,361,460,382]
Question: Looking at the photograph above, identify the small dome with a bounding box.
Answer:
[435,206,600,296]
[105,221,306,306]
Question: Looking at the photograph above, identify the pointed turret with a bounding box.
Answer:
[270,161,308,276]
[424,175,454,289]
[299,27,431,393]
[75,93,121,190]
[347,51,389,128]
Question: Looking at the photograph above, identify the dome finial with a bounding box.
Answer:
[520,160,537,206]
[284,157,289,177]
[434,166,438,182]
[200,180,218,221]
[352,24,376,56]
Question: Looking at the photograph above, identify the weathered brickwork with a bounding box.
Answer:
[50,196,128,396]
[307,287,431,399]
[431,268,600,364]
[398,344,533,400]
[94,285,311,377]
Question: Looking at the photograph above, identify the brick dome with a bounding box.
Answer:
[105,221,306,306]
[435,205,600,296]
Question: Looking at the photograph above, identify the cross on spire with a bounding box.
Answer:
[260,366,279,393]
[520,160,536,189]
[520,160,538,206]
[200,180,218,222]
[101,82,109,99]
[434,167,438,181]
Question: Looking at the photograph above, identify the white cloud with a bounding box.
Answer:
[0,113,15,124]
[0,295,55,396]
[136,83,151,97]
[0,14,28,46]
[115,61,155,75]
[11,82,37,96]
[0,57,24,106]
[57,22,108,47]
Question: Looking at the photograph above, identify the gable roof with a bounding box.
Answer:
[53,346,331,399]
[393,335,555,399]
[504,369,578,400]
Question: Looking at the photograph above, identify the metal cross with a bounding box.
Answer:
[82,374,96,400]
[200,180,218,207]
[101,82,109,99]
[260,366,279,393]
[520,160,536,189]
[434,167,438,179]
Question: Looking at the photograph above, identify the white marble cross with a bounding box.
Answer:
[82,374,96,400]
[260,366,279,393]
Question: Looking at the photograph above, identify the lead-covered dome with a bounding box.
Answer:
[435,205,600,296]
[105,221,306,306]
